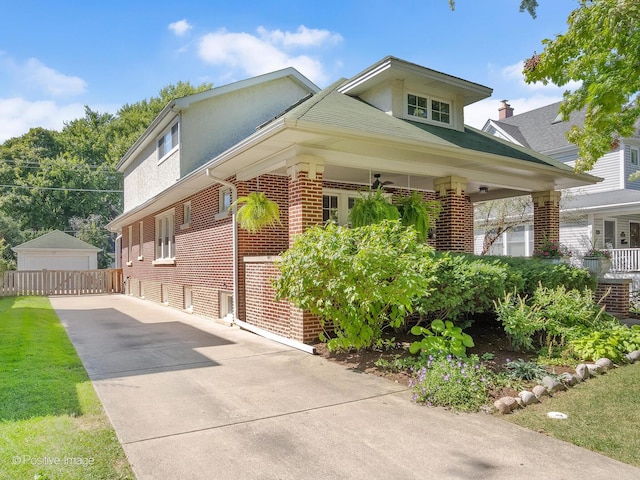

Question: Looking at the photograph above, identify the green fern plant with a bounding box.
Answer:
[397,191,441,241]
[348,189,399,227]
[232,192,281,233]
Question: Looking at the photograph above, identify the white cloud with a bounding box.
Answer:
[0,97,86,143]
[22,58,87,97]
[197,26,342,85]
[256,25,342,48]
[501,61,580,92]
[169,19,193,36]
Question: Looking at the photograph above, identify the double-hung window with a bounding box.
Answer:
[157,121,179,161]
[155,210,175,262]
[407,94,451,125]
[631,146,639,166]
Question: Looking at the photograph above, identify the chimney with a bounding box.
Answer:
[498,100,514,119]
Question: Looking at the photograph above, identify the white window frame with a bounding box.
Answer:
[157,120,179,164]
[631,146,639,166]
[406,92,452,126]
[181,201,192,230]
[126,225,133,266]
[215,187,234,220]
[154,209,176,264]
[138,221,144,261]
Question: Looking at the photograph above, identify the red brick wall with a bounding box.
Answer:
[244,258,291,338]
[532,191,561,252]
[595,280,631,317]
[435,189,473,253]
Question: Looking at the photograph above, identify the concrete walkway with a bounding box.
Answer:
[51,295,639,480]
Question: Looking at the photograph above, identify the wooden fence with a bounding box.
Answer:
[0,269,123,296]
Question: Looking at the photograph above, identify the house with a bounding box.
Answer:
[480,101,640,272]
[106,56,598,346]
[12,230,101,270]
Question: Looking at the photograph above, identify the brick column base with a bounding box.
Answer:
[532,190,561,252]
[434,176,473,252]
[594,278,631,317]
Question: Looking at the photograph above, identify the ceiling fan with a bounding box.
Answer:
[371,173,393,190]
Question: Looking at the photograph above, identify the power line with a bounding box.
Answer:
[0,184,123,193]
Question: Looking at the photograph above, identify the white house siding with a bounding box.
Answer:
[559,218,591,256]
[180,77,313,177]
[623,143,640,190]
[565,149,622,195]
[123,119,182,211]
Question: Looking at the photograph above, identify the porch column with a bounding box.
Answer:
[531,190,561,252]
[287,156,325,343]
[433,175,473,253]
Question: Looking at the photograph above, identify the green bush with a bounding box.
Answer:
[415,253,523,324]
[409,319,475,358]
[569,325,640,362]
[275,220,436,351]
[410,354,494,411]
[494,284,615,354]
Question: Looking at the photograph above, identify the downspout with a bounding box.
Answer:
[205,169,239,322]
[204,168,315,354]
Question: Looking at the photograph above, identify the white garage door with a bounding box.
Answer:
[22,254,91,271]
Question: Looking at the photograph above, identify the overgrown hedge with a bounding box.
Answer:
[414,253,595,325]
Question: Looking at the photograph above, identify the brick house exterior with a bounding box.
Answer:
[108,56,598,346]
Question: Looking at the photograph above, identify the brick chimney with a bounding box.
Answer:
[498,100,514,119]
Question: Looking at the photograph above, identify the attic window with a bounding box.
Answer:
[157,121,179,162]
[407,94,451,125]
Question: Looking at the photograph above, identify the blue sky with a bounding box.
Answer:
[0,0,579,143]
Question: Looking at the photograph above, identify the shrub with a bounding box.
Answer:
[494,292,542,351]
[569,325,640,362]
[503,358,549,381]
[415,253,523,324]
[410,354,494,411]
[409,319,474,358]
[275,220,436,351]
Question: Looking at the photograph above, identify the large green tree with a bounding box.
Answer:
[523,0,640,173]
[0,81,213,262]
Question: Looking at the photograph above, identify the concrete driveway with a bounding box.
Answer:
[50,295,639,480]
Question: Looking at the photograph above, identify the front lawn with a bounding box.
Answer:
[505,363,640,467]
[0,296,134,479]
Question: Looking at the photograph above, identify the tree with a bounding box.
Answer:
[448,0,539,18]
[523,0,640,173]
[69,214,114,269]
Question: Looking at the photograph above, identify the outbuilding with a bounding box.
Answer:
[12,230,100,271]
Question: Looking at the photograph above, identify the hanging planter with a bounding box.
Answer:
[231,192,281,233]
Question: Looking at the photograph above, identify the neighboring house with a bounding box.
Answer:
[12,230,100,270]
[107,56,597,346]
[479,101,640,272]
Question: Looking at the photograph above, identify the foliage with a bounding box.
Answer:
[583,248,612,259]
[396,191,441,242]
[448,0,538,18]
[494,292,542,351]
[523,0,640,174]
[569,325,640,363]
[348,189,399,227]
[0,81,212,251]
[274,221,435,351]
[495,284,616,354]
[232,192,281,233]
[409,319,475,358]
[532,237,572,259]
[410,354,494,411]
[69,214,114,268]
[503,358,548,382]
[483,255,595,296]
[374,354,427,373]
[414,253,523,324]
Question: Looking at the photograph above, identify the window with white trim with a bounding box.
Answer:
[407,94,451,125]
[181,201,191,229]
[155,210,175,261]
[157,121,179,161]
[127,225,132,264]
[138,221,144,260]
[220,188,232,214]
[631,146,639,166]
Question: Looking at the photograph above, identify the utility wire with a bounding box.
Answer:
[0,184,123,193]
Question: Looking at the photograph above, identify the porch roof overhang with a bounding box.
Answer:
[107,88,600,232]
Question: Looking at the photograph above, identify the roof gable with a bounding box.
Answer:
[12,230,101,252]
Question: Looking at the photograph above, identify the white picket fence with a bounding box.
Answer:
[0,269,123,296]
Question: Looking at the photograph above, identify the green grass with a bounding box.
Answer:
[504,363,640,466]
[0,296,135,479]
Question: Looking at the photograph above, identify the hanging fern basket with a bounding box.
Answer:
[232,192,281,233]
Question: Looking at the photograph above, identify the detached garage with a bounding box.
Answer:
[12,230,100,271]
